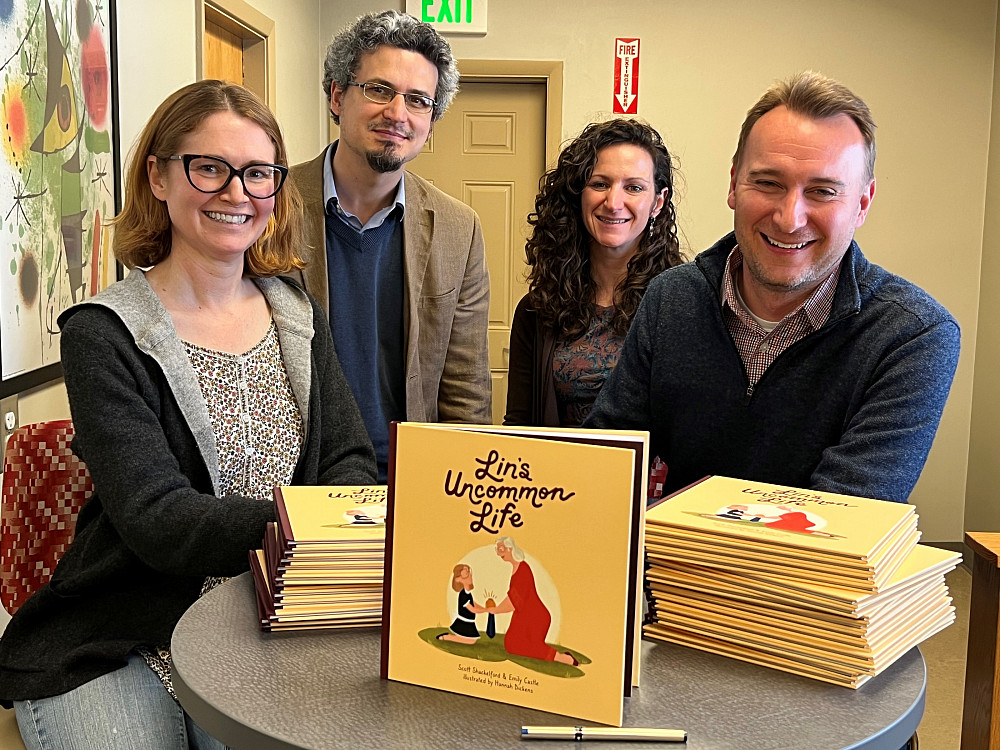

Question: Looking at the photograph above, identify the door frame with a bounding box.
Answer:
[195,0,276,110]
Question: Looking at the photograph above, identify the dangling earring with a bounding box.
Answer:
[648,215,656,238]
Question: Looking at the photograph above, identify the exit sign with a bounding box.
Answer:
[405,0,488,35]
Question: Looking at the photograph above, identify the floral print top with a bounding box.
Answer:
[552,306,624,427]
[184,320,303,502]
[138,319,303,699]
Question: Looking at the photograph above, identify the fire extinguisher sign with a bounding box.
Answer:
[613,38,640,114]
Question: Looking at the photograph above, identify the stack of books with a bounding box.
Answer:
[249,485,387,631]
[643,476,960,688]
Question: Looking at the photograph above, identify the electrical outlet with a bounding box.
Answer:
[1,394,18,460]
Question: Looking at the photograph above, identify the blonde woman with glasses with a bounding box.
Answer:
[0,79,376,750]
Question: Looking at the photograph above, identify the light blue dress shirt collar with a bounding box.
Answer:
[322,141,406,231]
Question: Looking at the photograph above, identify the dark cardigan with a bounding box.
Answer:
[586,233,961,502]
[0,273,376,703]
[503,294,559,427]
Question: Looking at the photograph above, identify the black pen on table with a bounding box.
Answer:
[521,726,687,742]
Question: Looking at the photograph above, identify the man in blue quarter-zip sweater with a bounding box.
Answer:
[586,71,959,504]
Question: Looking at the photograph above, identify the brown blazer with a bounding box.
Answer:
[289,149,491,424]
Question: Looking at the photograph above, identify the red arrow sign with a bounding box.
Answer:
[613,38,639,114]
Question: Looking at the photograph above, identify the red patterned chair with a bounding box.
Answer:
[647,456,668,502]
[1,420,92,615]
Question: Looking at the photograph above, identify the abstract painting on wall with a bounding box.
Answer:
[0,0,118,396]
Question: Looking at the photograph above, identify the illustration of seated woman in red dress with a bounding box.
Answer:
[763,508,816,532]
[488,537,577,666]
[715,504,831,536]
[761,505,816,534]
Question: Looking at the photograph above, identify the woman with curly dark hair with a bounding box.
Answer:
[503,119,683,426]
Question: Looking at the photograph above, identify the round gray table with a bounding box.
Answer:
[171,574,925,749]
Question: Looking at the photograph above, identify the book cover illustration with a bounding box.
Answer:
[707,502,838,535]
[275,485,388,551]
[382,423,642,726]
[642,477,957,688]
[646,476,917,589]
[430,538,583,667]
[647,476,915,556]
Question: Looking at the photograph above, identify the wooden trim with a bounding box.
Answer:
[962,532,1000,749]
[968,533,1000,563]
[195,0,276,111]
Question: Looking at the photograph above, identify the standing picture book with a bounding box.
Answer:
[380,422,648,727]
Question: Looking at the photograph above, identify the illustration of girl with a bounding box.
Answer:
[438,564,486,644]
[343,503,387,525]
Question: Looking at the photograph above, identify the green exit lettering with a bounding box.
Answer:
[422,0,473,24]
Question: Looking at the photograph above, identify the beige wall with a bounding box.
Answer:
[236,0,327,163]
[966,9,1000,534]
[116,3,198,173]
[319,0,994,542]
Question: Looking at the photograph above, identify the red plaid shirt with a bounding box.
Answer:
[721,246,842,388]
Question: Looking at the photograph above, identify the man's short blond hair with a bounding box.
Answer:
[733,71,877,182]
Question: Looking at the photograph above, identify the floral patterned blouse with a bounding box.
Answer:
[552,306,624,427]
[138,319,303,699]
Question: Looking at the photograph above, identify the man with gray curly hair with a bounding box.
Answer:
[291,10,491,482]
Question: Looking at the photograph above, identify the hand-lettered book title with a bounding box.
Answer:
[444,450,576,534]
[739,487,855,508]
[327,487,386,504]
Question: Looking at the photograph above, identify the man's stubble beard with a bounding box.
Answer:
[742,242,845,296]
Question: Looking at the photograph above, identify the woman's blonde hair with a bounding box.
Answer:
[114,79,305,276]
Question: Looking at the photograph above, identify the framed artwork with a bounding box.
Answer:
[0,0,120,398]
